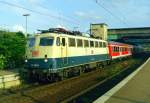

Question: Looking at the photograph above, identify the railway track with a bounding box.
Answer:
[0,57,146,103]
[62,57,146,103]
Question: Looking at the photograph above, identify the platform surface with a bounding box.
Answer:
[0,69,18,76]
[94,58,150,103]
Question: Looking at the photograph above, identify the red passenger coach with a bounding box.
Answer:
[108,42,133,59]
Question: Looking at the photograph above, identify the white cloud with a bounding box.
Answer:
[75,11,100,20]
[75,11,86,17]
[13,24,25,32]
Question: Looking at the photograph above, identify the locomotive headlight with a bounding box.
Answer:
[44,59,48,62]
[44,54,48,62]
[25,56,28,62]
[25,59,28,63]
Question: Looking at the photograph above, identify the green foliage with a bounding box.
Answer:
[0,54,6,69]
[0,30,26,69]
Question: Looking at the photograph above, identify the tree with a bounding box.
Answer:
[0,30,26,69]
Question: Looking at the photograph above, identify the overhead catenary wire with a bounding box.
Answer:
[94,0,128,26]
[0,1,79,25]
[107,1,128,25]
[33,2,80,24]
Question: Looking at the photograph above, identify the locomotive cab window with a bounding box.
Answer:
[28,38,35,47]
[39,37,54,46]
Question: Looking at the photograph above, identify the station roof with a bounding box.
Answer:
[108,27,150,35]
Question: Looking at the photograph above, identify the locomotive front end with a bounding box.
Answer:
[24,34,56,76]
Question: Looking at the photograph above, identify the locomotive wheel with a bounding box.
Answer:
[96,62,100,68]
[107,60,111,65]
[26,71,39,82]
[38,73,48,83]
[83,64,90,72]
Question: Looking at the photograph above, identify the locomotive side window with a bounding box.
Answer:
[99,42,102,48]
[103,42,106,48]
[62,38,66,46]
[90,41,94,47]
[56,37,60,46]
[95,41,98,48]
[28,38,35,47]
[84,40,89,47]
[77,39,83,47]
[69,38,76,47]
[39,37,54,46]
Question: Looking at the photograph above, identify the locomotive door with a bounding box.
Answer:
[61,37,68,65]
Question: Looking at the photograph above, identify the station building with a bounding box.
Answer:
[108,27,150,51]
[90,23,150,51]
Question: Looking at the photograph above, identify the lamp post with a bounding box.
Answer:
[23,14,30,37]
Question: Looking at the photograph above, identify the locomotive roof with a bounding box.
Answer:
[35,32,107,42]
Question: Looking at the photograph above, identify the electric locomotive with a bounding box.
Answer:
[25,28,110,81]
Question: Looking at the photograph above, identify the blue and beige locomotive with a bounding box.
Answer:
[25,28,110,81]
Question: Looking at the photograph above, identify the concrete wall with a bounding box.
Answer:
[0,73,20,89]
[90,23,108,40]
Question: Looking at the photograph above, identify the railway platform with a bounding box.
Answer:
[94,57,150,103]
[0,69,18,76]
[0,69,20,89]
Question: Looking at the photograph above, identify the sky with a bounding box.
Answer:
[0,0,150,33]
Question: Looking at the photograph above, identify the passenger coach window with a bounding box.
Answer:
[56,37,60,46]
[62,38,65,46]
[69,38,76,47]
[90,41,94,47]
[84,40,89,47]
[77,39,83,47]
[39,37,54,46]
[95,41,98,47]
[113,47,115,52]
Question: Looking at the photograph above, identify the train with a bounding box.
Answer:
[24,28,133,81]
